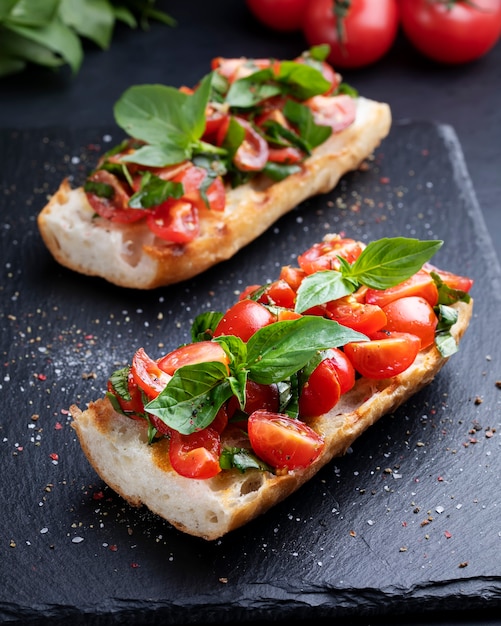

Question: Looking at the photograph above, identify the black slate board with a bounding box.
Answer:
[1,121,500,626]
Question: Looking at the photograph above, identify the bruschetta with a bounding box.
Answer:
[38,47,391,289]
[70,234,474,540]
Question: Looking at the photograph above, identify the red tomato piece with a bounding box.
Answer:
[157,341,230,376]
[218,117,269,172]
[299,359,341,418]
[325,295,387,335]
[279,265,307,292]
[85,170,141,223]
[213,299,275,342]
[258,279,297,309]
[382,296,438,350]
[344,331,421,380]
[323,347,356,395]
[423,264,474,293]
[146,199,199,243]
[248,410,325,470]
[304,94,357,133]
[246,0,309,32]
[169,428,222,479]
[131,348,171,400]
[107,372,145,416]
[365,269,439,308]
[267,146,304,164]
[227,379,280,417]
[173,165,226,213]
[400,0,501,65]
[298,237,363,274]
[303,0,400,69]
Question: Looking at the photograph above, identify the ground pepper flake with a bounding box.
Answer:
[445,530,452,539]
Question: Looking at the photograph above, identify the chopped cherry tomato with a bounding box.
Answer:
[131,348,171,400]
[210,405,230,434]
[85,170,142,223]
[239,284,262,300]
[344,331,421,380]
[157,341,230,376]
[267,146,304,164]
[382,296,438,350]
[107,372,144,416]
[211,57,277,82]
[276,309,302,322]
[258,279,297,309]
[298,237,363,274]
[304,94,357,133]
[325,295,387,335]
[279,265,307,291]
[322,347,356,395]
[203,107,230,141]
[218,117,269,172]
[213,299,275,342]
[173,165,226,212]
[227,379,280,417]
[299,359,341,418]
[423,264,474,293]
[146,199,199,243]
[365,269,439,308]
[248,410,325,470]
[169,428,222,479]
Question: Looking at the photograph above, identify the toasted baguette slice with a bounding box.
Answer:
[38,97,391,290]
[71,298,472,541]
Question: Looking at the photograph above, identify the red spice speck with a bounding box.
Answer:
[109,545,118,552]
[131,562,140,569]
[84,334,94,340]
[93,491,105,500]
[437,476,444,482]
[37,373,47,381]
[61,409,69,415]
[54,422,63,430]
[49,453,59,461]
[445,530,452,539]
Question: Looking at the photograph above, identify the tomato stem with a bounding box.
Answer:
[332,0,351,51]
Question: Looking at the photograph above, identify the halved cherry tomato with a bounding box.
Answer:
[218,117,269,172]
[322,347,356,395]
[304,94,357,133]
[146,200,199,243]
[157,341,230,376]
[299,359,341,417]
[239,284,262,300]
[169,428,222,479]
[365,269,439,308]
[267,146,304,164]
[213,299,275,342]
[423,264,474,293]
[248,410,325,470]
[211,57,277,82]
[203,107,230,141]
[382,296,437,350]
[227,379,280,417]
[210,405,230,434]
[85,170,142,223]
[131,348,171,399]
[298,237,363,274]
[325,295,387,335]
[107,372,144,416]
[172,165,226,212]
[344,331,421,380]
[280,265,307,291]
[258,279,297,309]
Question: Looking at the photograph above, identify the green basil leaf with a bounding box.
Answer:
[283,99,332,150]
[246,316,367,385]
[114,73,212,159]
[108,366,132,400]
[344,237,443,290]
[220,447,270,472]
[83,180,114,199]
[277,377,299,418]
[128,171,183,208]
[0,28,65,69]
[434,304,459,357]
[262,161,302,182]
[226,68,281,108]
[58,0,115,50]
[431,271,471,305]
[295,270,356,313]
[277,60,332,100]
[5,0,59,26]
[191,311,224,342]
[145,362,233,435]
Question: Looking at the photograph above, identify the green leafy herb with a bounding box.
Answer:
[143,316,366,434]
[0,0,176,78]
[219,447,271,473]
[83,180,115,199]
[431,271,471,305]
[128,171,183,209]
[434,304,460,357]
[295,237,443,313]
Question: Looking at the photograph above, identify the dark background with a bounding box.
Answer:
[1,2,500,626]
[1,0,500,261]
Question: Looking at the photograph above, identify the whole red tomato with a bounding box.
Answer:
[246,0,309,32]
[400,0,501,64]
[303,0,400,69]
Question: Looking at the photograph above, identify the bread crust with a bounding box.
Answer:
[38,97,391,289]
[71,298,472,540]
